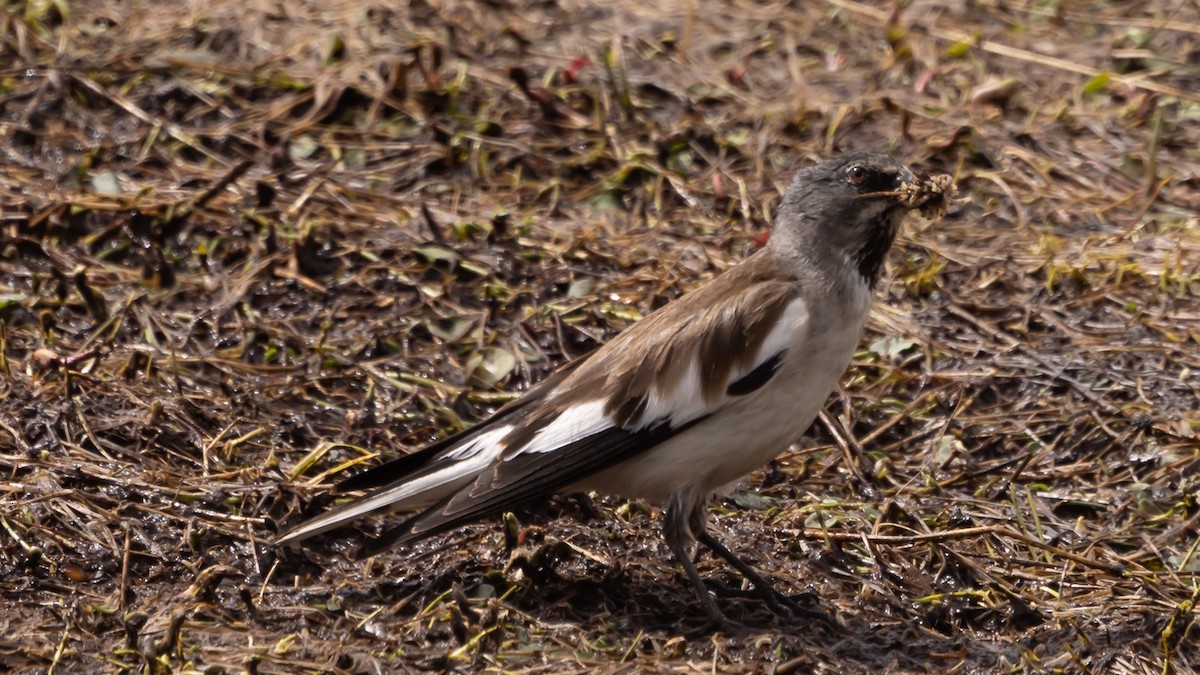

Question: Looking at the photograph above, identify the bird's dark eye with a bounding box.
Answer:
[846,165,868,185]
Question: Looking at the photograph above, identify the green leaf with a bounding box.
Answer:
[468,347,516,386]
[729,492,778,510]
[0,293,26,309]
[412,245,459,265]
[567,278,595,298]
[868,336,918,360]
[933,435,965,464]
[90,170,121,195]
[288,135,319,160]
[601,302,642,322]
[458,260,489,277]
[588,191,622,212]
[945,40,972,59]
[1082,72,1110,97]
[428,316,474,341]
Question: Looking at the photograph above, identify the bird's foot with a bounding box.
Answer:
[754,586,837,627]
[696,531,838,627]
[682,607,754,637]
[705,580,836,626]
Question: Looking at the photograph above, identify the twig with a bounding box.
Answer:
[799,524,1125,575]
[421,203,446,244]
[817,409,874,487]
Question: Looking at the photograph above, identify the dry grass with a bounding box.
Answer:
[1,0,1198,672]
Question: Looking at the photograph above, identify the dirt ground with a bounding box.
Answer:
[2,0,1199,672]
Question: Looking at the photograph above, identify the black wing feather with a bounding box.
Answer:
[725,349,786,396]
[357,415,709,558]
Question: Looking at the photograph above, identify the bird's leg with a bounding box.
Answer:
[666,537,735,630]
[664,489,740,632]
[697,530,834,625]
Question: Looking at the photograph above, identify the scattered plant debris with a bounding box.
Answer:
[1,0,1198,673]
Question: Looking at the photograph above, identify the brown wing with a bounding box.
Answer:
[353,253,801,556]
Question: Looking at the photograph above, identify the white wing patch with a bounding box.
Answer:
[754,296,810,367]
[445,424,513,460]
[638,296,809,430]
[639,362,705,430]
[509,399,614,455]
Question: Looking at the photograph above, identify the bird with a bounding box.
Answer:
[276,153,939,628]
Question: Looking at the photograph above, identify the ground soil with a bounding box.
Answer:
[1,0,1199,672]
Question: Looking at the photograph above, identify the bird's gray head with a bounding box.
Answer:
[770,153,916,287]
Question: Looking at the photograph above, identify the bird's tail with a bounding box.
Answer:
[275,427,510,546]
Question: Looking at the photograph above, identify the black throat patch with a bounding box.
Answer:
[852,211,900,288]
